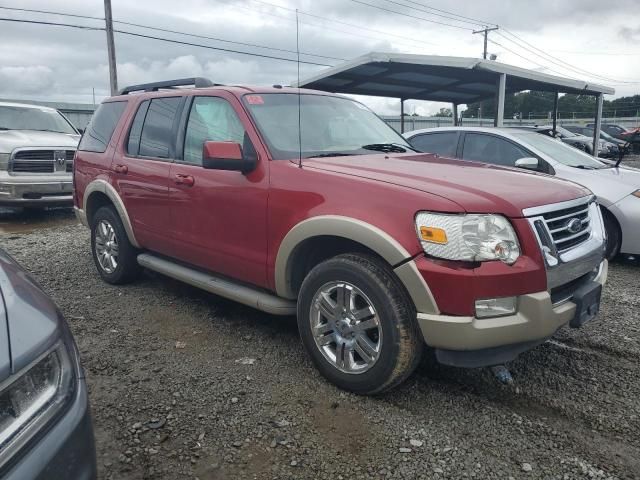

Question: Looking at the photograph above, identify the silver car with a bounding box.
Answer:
[405,127,640,259]
[0,102,79,207]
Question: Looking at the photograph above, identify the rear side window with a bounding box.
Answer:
[127,100,150,156]
[139,97,182,158]
[78,101,127,153]
[409,132,458,157]
[462,133,529,167]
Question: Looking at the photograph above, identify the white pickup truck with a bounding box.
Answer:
[0,101,80,207]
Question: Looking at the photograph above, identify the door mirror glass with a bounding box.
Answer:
[515,157,539,170]
[203,141,253,173]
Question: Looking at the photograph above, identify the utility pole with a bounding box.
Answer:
[104,0,118,95]
[473,26,499,59]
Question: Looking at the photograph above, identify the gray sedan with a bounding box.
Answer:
[0,249,96,479]
[405,127,640,260]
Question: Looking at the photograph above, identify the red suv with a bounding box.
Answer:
[74,78,607,394]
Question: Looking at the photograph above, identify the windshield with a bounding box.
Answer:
[242,93,411,160]
[513,132,608,169]
[0,105,77,134]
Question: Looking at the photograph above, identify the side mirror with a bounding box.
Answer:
[515,157,539,170]
[202,141,255,173]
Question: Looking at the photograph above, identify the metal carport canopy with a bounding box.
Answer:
[295,52,614,156]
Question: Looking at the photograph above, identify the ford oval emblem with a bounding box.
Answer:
[566,218,582,234]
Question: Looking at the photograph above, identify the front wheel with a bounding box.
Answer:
[297,253,423,395]
[602,209,621,260]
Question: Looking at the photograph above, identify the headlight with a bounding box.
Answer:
[0,153,9,171]
[0,342,74,466]
[415,212,521,264]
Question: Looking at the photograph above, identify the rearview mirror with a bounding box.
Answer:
[515,157,539,170]
[202,141,255,173]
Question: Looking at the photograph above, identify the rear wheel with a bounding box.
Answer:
[91,206,141,284]
[297,253,423,395]
[602,208,621,260]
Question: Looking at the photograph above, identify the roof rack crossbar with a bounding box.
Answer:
[119,77,219,95]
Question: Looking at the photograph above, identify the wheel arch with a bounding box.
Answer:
[83,179,140,248]
[274,216,438,314]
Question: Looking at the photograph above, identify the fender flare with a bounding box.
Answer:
[274,215,438,314]
[82,179,140,248]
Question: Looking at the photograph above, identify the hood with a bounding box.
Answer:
[564,136,592,145]
[557,164,640,205]
[0,250,62,381]
[304,153,591,218]
[0,129,80,153]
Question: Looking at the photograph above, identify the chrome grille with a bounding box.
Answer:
[10,149,75,174]
[541,202,591,252]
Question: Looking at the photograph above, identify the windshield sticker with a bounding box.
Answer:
[246,95,264,105]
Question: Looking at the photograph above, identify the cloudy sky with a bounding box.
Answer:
[1,0,640,115]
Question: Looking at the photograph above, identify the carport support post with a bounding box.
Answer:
[552,91,559,135]
[452,103,458,126]
[593,93,603,158]
[400,98,405,133]
[495,73,506,127]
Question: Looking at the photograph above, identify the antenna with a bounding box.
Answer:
[296,9,302,168]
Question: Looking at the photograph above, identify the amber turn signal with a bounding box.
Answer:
[419,226,448,244]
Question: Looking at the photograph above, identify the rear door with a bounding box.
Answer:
[407,131,460,157]
[112,96,185,252]
[168,93,269,288]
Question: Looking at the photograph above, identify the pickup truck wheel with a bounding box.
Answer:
[91,206,140,284]
[297,253,422,395]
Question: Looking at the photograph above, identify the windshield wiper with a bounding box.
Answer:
[0,127,10,131]
[361,143,414,153]
[307,152,357,158]
[573,165,598,170]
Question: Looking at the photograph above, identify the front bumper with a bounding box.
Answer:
[416,260,607,366]
[4,377,97,480]
[0,173,73,206]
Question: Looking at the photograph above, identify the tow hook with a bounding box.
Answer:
[491,365,513,385]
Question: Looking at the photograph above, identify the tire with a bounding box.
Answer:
[297,253,423,395]
[91,205,141,284]
[602,208,621,261]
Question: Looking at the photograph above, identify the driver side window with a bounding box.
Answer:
[183,97,246,165]
[462,133,530,167]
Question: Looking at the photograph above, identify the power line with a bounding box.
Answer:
[498,29,640,84]
[346,0,474,31]
[375,0,484,27]
[0,4,345,61]
[391,0,497,27]
[0,16,335,67]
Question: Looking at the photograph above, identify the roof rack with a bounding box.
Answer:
[119,77,221,95]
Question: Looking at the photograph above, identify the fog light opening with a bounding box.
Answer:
[475,297,517,319]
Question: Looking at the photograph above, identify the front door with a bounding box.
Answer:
[112,96,184,254]
[168,94,269,288]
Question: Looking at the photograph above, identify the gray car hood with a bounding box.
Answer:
[559,164,640,205]
[0,129,80,154]
[0,250,62,383]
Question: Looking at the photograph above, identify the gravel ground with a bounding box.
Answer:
[1,157,639,480]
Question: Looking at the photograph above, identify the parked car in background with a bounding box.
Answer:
[564,125,629,156]
[0,249,96,479]
[588,123,632,141]
[516,125,616,157]
[74,78,606,394]
[405,126,640,260]
[0,102,79,208]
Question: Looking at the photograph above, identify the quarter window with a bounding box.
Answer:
[462,133,530,167]
[139,97,182,159]
[126,100,149,156]
[183,97,246,165]
[78,101,127,153]
[409,132,458,157]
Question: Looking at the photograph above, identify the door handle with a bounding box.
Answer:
[113,164,128,174]
[174,174,195,187]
